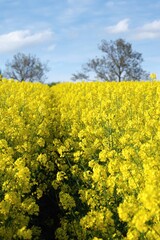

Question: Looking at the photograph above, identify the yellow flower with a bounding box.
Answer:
[150,73,157,80]
[59,192,76,210]
[37,137,45,147]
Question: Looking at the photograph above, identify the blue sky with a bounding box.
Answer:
[0,0,160,83]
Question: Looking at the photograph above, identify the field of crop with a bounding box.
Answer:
[0,79,160,239]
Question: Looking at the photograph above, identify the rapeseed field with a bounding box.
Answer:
[0,79,160,239]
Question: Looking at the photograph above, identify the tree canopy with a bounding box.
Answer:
[72,38,149,82]
[3,52,49,83]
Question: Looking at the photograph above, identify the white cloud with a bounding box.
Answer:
[135,31,160,40]
[135,20,160,40]
[143,20,160,31]
[0,29,54,53]
[106,18,129,34]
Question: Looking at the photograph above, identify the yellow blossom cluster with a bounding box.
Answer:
[0,79,59,239]
[52,81,160,240]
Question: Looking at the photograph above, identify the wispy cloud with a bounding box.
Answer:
[58,7,87,24]
[47,44,56,52]
[58,0,94,24]
[0,29,54,53]
[106,18,129,34]
[105,0,126,8]
[105,1,115,7]
[143,20,160,31]
[67,0,93,5]
[135,20,160,39]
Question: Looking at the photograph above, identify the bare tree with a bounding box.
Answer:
[3,52,49,82]
[71,72,89,81]
[72,38,149,82]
